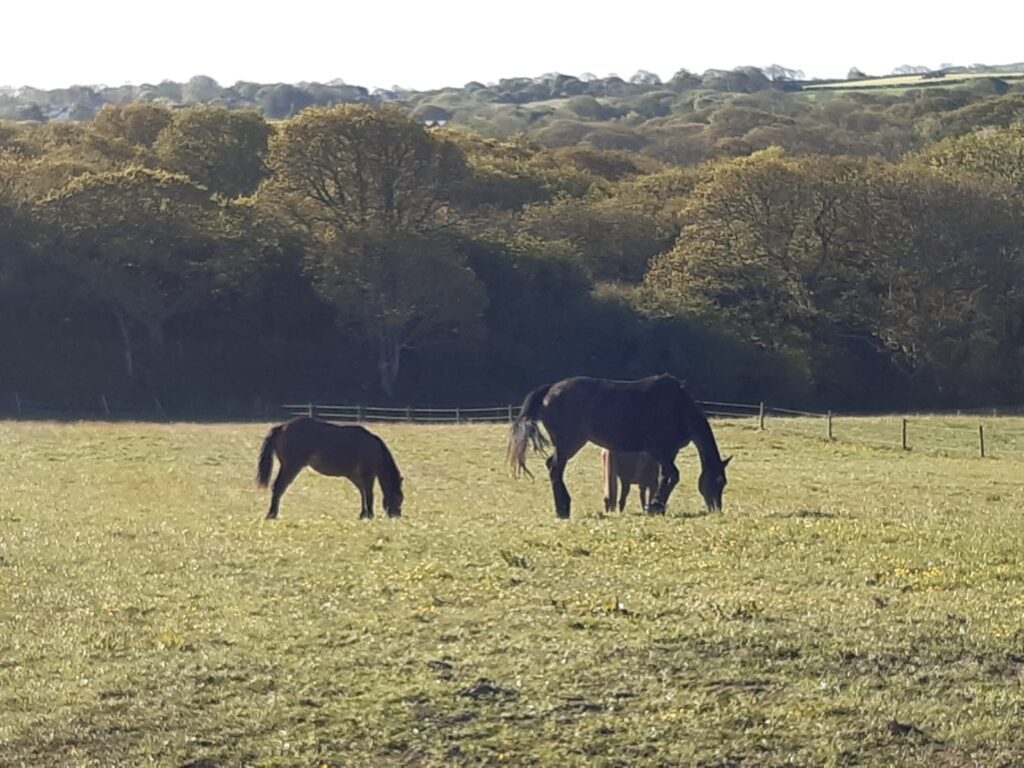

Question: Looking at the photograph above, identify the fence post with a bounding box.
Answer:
[508,404,514,423]
[100,394,111,417]
[901,418,908,451]
[455,407,461,424]
[979,424,986,458]
[308,402,315,418]
[826,411,833,441]
[406,406,412,422]
[153,395,165,418]
[13,392,21,415]
[357,404,363,422]
[758,402,765,431]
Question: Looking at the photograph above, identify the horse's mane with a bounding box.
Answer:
[677,385,723,466]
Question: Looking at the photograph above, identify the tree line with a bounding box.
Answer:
[1,100,1022,412]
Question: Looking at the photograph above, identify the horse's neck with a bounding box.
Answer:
[683,400,722,470]
[377,446,402,496]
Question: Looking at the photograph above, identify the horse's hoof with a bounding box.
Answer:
[265,512,278,520]
[387,512,401,519]
[645,503,666,515]
[556,511,571,520]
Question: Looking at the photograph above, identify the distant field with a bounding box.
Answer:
[804,71,1024,92]
[2,418,1024,765]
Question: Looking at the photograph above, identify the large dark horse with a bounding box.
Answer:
[602,449,659,513]
[257,417,404,520]
[507,374,730,519]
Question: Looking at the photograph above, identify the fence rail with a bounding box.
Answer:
[280,400,783,424]
[280,400,1024,459]
[281,403,518,424]
[5,391,1023,459]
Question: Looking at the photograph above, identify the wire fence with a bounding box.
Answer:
[281,400,1024,459]
[5,391,1024,459]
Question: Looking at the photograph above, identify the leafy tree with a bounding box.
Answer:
[36,168,248,381]
[182,75,224,104]
[411,104,452,124]
[549,147,656,181]
[448,134,599,212]
[667,69,702,92]
[763,64,805,82]
[853,164,1024,400]
[89,103,174,166]
[644,147,1024,402]
[91,103,173,147]
[154,107,272,197]
[630,70,662,86]
[266,105,465,236]
[914,126,1024,191]
[565,96,619,121]
[264,105,480,393]
[257,84,315,119]
[702,67,772,93]
[642,149,874,384]
[518,192,676,283]
[634,91,676,120]
[0,149,33,284]
[305,229,486,396]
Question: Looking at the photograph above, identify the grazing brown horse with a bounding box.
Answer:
[602,449,659,513]
[256,417,404,520]
[508,374,730,519]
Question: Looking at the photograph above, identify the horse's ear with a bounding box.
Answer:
[723,455,732,467]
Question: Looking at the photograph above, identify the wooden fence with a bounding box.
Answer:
[281,401,1024,459]
[279,399,828,424]
[281,403,518,424]
[5,391,1022,458]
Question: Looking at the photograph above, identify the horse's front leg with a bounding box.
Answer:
[358,476,375,520]
[648,456,679,515]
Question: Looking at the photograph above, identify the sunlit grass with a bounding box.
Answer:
[804,71,1024,91]
[2,418,1024,765]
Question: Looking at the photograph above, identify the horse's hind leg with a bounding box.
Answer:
[618,482,630,513]
[267,460,303,519]
[546,438,584,520]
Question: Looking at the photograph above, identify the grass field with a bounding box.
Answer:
[803,71,1024,93]
[2,417,1024,766]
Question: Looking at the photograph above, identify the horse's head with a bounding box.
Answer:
[384,477,404,518]
[698,455,731,512]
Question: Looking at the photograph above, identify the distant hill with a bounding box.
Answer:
[2,62,1023,126]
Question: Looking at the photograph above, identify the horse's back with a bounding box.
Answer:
[278,417,387,475]
[543,375,687,452]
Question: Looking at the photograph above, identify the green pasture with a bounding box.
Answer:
[2,418,1024,766]
[803,71,1024,93]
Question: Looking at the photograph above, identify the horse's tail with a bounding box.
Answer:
[256,425,282,487]
[507,383,552,478]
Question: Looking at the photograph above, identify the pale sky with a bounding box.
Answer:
[3,1,1021,91]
